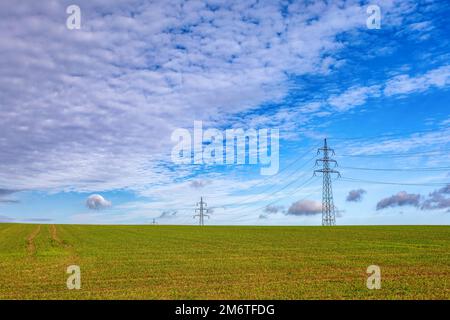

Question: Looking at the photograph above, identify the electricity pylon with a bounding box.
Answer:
[314,138,341,226]
[194,197,210,226]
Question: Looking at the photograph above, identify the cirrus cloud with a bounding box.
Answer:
[0,0,415,195]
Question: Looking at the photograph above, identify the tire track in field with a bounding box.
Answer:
[49,224,73,251]
[26,225,41,256]
[50,224,63,245]
[49,224,80,266]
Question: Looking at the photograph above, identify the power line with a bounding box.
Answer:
[161,149,318,218]
[229,176,320,222]
[258,176,318,210]
[167,130,450,225]
[336,148,450,158]
[340,166,450,172]
[341,177,449,187]
[220,163,316,215]
[206,144,320,206]
[148,156,316,215]
[219,157,316,210]
[327,127,448,142]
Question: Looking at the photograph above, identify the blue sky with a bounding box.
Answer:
[0,0,449,225]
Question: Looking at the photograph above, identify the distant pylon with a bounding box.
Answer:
[152,218,157,225]
[314,138,341,226]
[194,197,210,226]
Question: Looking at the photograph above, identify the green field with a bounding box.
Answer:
[0,223,449,299]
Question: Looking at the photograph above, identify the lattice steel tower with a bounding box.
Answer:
[314,139,340,226]
[194,197,210,226]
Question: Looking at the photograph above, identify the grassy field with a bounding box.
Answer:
[0,223,448,299]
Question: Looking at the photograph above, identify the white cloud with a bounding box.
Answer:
[86,194,112,210]
[287,199,322,216]
[328,85,381,111]
[322,65,450,114]
[0,0,430,198]
[384,65,450,96]
[376,191,421,210]
[344,127,450,155]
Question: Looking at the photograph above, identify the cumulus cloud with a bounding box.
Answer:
[421,185,450,211]
[190,180,210,189]
[259,205,284,219]
[158,210,177,219]
[346,189,366,202]
[376,191,421,210]
[287,200,322,216]
[264,205,284,214]
[86,194,112,210]
[336,209,345,218]
[376,187,450,213]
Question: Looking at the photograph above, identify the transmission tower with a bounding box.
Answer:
[194,197,210,226]
[314,138,341,226]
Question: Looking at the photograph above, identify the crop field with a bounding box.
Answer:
[0,224,448,299]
